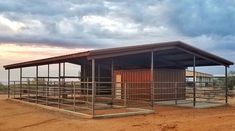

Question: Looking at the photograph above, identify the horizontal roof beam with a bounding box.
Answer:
[175,47,226,66]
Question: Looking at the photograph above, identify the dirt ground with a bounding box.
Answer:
[1,95,235,131]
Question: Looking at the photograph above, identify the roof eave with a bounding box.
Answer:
[4,51,90,70]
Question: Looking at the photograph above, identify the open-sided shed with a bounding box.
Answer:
[4,41,234,118]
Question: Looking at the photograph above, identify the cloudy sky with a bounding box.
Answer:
[0,0,235,83]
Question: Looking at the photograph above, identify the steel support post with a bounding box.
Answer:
[61,62,65,106]
[111,60,114,104]
[97,64,100,95]
[80,63,85,96]
[58,63,61,108]
[193,56,196,107]
[7,69,10,98]
[225,66,228,104]
[151,51,154,109]
[91,59,95,117]
[47,64,49,105]
[63,62,65,85]
[20,68,22,99]
[36,66,38,103]
[83,63,87,102]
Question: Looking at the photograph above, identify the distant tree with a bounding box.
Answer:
[32,78,45,85]
[213,77,224,88]
[213,71,235,90]
[0,82,6,91]
[0,82,4,87]
[228,71,235,90]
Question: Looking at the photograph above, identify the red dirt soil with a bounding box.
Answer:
[1,95,235,131]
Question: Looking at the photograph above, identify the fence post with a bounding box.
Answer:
[54,81,56,97]
[13,81,15,98]
[73,82,76,111]
[124,83,127,107]
[86,78,89,104]
[151,82,155,109]
[175,82,178,105]
[46,81,48,106]
[47,64,50,106]
[27,80,30,101]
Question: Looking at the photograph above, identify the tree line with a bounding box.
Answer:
[213,71,235,90]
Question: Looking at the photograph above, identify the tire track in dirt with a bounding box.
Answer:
[15,118,59,130]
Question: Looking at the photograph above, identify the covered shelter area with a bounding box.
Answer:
[4,41,234,118]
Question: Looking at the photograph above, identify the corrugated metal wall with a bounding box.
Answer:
[154,69,186,101]
[114,69,151,100]
[114,69,186,101]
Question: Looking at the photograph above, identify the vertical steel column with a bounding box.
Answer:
[193,56,196,107]
[91,59,95,117]
[58,63,61,108]
[151,51,154,108]
[63,62,65,85]
[7,69,10,98]
[36,66,38,103]
[111,60,114,103]
[225,66,228,104]
[48,64,50,83]
[80,63,84,97]
[97,64,100,95]
[20,68,22,99]
[47,64,49,105]
[61,62,65,106]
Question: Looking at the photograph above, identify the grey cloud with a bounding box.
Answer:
[0,1,69,16]
[0,0,234,53]
[166,0,235,36]
[0,0,172,48]
[0,35,104,48]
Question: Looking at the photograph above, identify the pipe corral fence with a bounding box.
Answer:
[7,78,227,118]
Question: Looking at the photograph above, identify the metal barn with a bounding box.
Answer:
[4,41,234,118]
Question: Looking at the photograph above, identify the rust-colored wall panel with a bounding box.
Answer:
[114,69,151,100]
[114,68,186,101]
